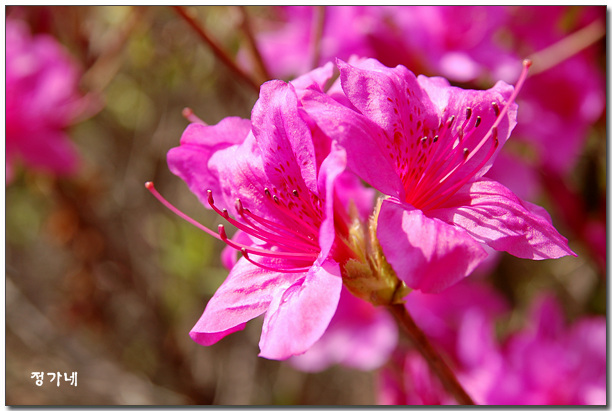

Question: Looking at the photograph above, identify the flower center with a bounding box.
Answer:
[404,59,532,212]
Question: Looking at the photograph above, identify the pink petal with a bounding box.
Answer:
[300,86,404,198]
[289,287,398,372]
[377,199,488,293]
[428,178,576,259]
[258,260,342,360]
[316,141,347,259]
[167,117,252,210]
[190,257,302,346]
[251,80,319,195]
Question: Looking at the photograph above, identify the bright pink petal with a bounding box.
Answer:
[251,80,319,195]
[301,86,404,198]
[289,287,398,372]
[258,260,342,360]
[190,257,302,346]
[316,141,347,259]
[377,199,488,293]
[428,178,576,259]
[167,117,252,210]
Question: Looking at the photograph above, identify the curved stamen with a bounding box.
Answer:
[145,182,222,241]
[240,248,311,273]
[218,224,318,261]
[240,205,319,251]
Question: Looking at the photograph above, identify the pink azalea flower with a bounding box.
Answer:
[486,295,606,405]
[6,17,85,182]
[302,58,575,293]
[150,66,375,361]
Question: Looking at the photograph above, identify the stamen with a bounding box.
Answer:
[474,116,482,128]
[145,182,221,241]
[292,189,299,197]
[182,107,207,125]
[240,248,310,273]
[218,224,318,260]
[492,101,500,117]
[465,107,472,121]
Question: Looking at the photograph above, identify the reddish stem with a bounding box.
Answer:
[172,6,260,93]
[388,304,476,405]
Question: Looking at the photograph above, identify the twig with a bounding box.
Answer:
[310,6,326,70]
[235,6,271,83]
[388,304,476,405]
[172,6,260,93]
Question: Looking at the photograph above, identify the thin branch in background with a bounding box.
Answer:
[81,6,147,95]
[172,6,260,93]
[388,304,476,406]
[310,6,326,71]
[528,18,605,76]
[235,6,271,84]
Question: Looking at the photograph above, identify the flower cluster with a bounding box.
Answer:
[152,55,575,372]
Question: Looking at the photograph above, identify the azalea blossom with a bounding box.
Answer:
[379,290,606,405]
[6,17,85,182]
[148,65,380,360]
[302,58,575,293]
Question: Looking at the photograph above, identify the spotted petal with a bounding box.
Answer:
[426,178,575,259]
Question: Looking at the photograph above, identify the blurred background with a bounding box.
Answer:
[5,5,606,405]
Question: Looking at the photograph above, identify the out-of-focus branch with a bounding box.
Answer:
[235,6,271,84]
[310,6,326,70]
[173,6,260,93]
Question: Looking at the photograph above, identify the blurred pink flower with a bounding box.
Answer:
[6,17,85,182]
[160,65,377,361]
[485,295,606,405]
[302,58,575,293]
[379,288,606,405]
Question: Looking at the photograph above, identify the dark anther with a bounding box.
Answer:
[475,116,482,128]
[492,102,500,117]
[433,135,439,142]
[292,189,299,197]
[465,107,472,120]
[273,195,280,205]
[235,198,244,214]
[463,148,470,158]
[264,188,271,198]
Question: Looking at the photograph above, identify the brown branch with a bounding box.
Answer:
[235,6,271,83]
[172,6,260,93]
[310,6,326,70]
[388,304,475,405]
